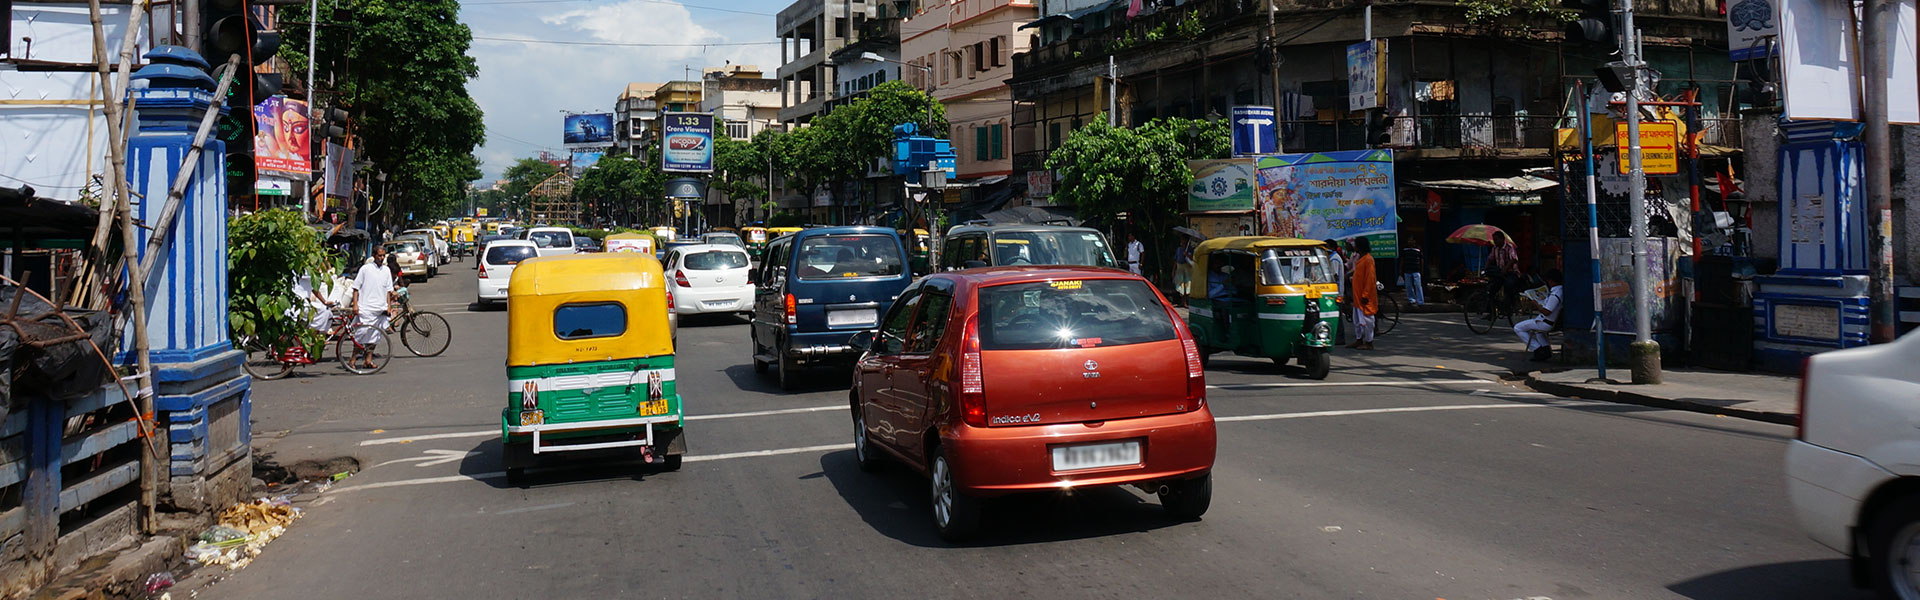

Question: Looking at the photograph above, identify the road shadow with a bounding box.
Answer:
[677,313,749,328]
[459,437,675,490]
[467,301,505,312]
[819,450,1188,548]
[721,363,853,395]
[1666,559,1871,599]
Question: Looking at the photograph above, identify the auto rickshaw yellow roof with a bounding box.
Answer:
[510,253,662,297]
[507,253,672,365]
[604,232,649,240]
[1194,236,1330,254]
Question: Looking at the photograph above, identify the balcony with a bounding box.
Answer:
[1276,114,1744,156]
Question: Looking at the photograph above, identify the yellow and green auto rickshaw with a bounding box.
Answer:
[766,226,804,240]
[741,226,770,260]
[1187,236,1340,379]
[502,253,684,484]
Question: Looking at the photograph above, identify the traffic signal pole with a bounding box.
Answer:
[1619,0,1661,383]
[1862,0,1898,343]
[306,0,319,219]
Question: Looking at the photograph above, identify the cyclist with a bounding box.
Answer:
[348,245,398,370]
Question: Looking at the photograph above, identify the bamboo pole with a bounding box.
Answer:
[138,55,241,285]
[74,0,149,309]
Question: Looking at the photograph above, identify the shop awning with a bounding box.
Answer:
[1409,175,1559,207]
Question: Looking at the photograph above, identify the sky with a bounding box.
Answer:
[457,0,792,181]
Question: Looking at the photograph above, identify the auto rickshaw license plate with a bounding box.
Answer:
[518,410,544,426]
[638,399,671,416]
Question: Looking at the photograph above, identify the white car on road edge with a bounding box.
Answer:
[477,240,538,305]
[664,243,753,317]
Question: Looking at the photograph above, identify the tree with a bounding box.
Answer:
[502,157,559,217]
[229,208,330,356]
[282,0,485,221]
[573,150,667,226]
[1044,115,1229,281]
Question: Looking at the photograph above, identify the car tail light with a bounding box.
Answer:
[784,293,797,325]
[1182,336,1206,410]
[675,269,691,288]
[666,287,675,308]
[1796,357,1811,440]
[959,317,986,427]
[478,263,488,278]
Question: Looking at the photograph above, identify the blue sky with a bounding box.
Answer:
[457,0,792,180]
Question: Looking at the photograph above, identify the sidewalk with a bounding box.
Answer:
[1525,367,1799,425]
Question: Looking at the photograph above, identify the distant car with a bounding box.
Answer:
[393,234,440,276]
[476,240,538,305]
[574,237,603,253]
[384,239,433,278]
[1786,330,1920,598]
[520,227,577,258]
[750,226,912,390]
[701,232,746,249]
[664,244,753,317]
[849,267,1215,540]
[939,224,1120,271]
[403,228,451,265]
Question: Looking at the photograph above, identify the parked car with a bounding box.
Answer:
[848,267,1215,540]
[939,224,1120,271]
[1786,330,1920,598]
[384,239,433,278]
[750,226,912,390]
[403,228,451,265]
[519,226,577,258]
[476,240,538,305]
[663,244,753,317]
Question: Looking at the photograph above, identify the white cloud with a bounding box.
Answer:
[460,0,786,180]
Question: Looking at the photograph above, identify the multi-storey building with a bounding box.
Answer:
[903,0,1036,183]
[776,0,860,124]
[613,82,661,155]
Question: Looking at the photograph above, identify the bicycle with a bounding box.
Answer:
[1460,274,1535,334]
[239,311,393,379]
[389,293,452,357]
[1374,282,1402,336]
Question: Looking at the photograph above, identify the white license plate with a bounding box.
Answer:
[1050,440,1141,472]
[827,308,876,327]
[702,300,734,308]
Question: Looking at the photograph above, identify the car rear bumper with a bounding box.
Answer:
[944,407,1216,497]
[783,330,858,363]
[478,279,509,301]
[673,286,753,314]
[1786,440,1897,555]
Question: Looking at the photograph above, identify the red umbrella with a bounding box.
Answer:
[1445,224,1506,246]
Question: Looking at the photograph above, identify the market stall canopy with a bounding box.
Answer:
[1409,175,1559,207]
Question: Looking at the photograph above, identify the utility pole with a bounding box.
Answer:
[1619,0,1660,383]
[1862,0,1898,343]
[306,0,320,219]
[1267,0,1283,153]
[1108,55,1117,126]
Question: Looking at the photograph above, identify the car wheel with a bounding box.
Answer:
[1159,473,1213,521]
[776,348,798,391]
[1869,501,1920,599]
[853,403,880,472]
[930,446,981,541]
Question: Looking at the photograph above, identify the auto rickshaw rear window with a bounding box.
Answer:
[978,279,1174,350]
[553,302,627,340]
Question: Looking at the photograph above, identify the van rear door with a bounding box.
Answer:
[790,233,909,331]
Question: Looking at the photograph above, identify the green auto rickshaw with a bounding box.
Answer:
[1187,236,1339,379]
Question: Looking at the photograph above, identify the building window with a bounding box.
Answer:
[972,42,984,74]
[990,124,1004,160]
[727,121,751,140]
[975,126,989,161]
[989,36,1002,68]
[1048,122,1061,149]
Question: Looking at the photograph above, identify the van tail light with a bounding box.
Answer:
[784,293,797,325]
[675,269,691,288]
[959,317,986,427]
[1182,336,1206,410]
[1796,357,1811,440]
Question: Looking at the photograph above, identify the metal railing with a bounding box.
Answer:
[1275,114,1744,153]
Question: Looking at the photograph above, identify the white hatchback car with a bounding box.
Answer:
[521,227,577,258]
[664,243,753,316]
[1786,330,1920,597]
[476,240,538,305]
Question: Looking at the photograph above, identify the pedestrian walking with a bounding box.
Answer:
[1325,239,1347,345]
[1514,269,1563,362]
[348,245,397,370]
[1347,237,1377,350]
[1125,231,1144,275]
[1401,246,1425,305]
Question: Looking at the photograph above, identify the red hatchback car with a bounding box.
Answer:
[848,267,1217,540]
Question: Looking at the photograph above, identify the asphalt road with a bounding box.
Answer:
[197,264,1864,600]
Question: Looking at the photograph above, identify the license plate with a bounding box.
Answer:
[638,399,671,416]
[828,308,877,327]
[518,410,544,426]
[1050,440,1141,472]
[703,300,734,308]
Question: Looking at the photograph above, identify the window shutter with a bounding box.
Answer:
[975,126,989,161]
[990,124,1004,160]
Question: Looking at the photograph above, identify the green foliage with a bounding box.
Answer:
[1176,11,1207,38]
[228,209,330,354]
[572,150,667,225]
[1461,0,1578,23]
[502,158,560,216]
[751,81,946,198]
[281,0,485,220]
[765,211,807,228]
[712,136,767,203]
[1043,115,1228,278]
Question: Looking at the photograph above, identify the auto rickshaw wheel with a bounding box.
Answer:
[1303,349,1331,380]
[658,453,683,471]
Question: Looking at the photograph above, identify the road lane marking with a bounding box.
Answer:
[684,443,852,463]
[1208,379,1494,389]
[334,443,855,493]
[1214,403,1543,423]
[357,405,845,446]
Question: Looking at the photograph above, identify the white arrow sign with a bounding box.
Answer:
[373,449,480,469]
[1237,118,1274,126]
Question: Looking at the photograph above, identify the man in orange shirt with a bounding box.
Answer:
[1347,237,1378,350]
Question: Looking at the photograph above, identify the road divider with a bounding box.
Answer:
[1214,403,1549,423]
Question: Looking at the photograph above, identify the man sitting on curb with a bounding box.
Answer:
[1514,269,1564,362]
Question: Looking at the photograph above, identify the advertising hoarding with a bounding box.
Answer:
[563,113,616,145]
[1346,40,1387,111]
[570,150,604,176]
[1188,159,1257,212]
[661,112,714,173]
[1253,149,1398,258]
[252,96,311,177]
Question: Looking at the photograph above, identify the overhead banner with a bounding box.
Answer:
[563,113,615,145]
[1346,40,1387,111]
[1253,149,1398,258]
[661,112,714,173]
[1188,159,1257,212]
[253,96,311,177]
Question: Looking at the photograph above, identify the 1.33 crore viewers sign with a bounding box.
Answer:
[1253,150,1398,258]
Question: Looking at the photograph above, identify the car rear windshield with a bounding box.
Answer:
[528,230,572,248]
[990,231,1117,268]
[796,235,903,280]
[553,302,626,340]
[977,278,1176,350]
[485,245,537,265]
[706,234,744,247]
[684,250,749,270]
[387,242,420,254]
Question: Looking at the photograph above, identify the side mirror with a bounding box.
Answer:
[848,330,876,353]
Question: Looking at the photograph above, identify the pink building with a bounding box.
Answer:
[901,0,1036,180]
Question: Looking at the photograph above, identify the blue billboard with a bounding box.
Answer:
[563,113,615,145]
[661,112,714,173]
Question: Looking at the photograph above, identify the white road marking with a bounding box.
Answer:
[1209,379,1493,389]
[356,405,845,446]
[494,502,576,515]
[683,443,852,463]
[371,449,480,469]
[1214,403,1544,423]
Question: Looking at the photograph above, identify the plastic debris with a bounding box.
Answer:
[183,499,304,570]
[144,571,175,593]
[196,525,246,544]
[330,471,352,481]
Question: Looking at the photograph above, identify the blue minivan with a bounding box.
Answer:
[751,227,913,390]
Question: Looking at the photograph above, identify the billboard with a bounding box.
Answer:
[1188,159,1257,212]
[570,150,604,176]
[1346,40,1387,111]
[252,96,311,177]
[563,113,615,144]
[661,112,714,173]
[1253,149,1398,258]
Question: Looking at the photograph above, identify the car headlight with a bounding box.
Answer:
[1312,321,1332,342]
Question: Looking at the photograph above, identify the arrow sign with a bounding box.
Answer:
[373,449,481,469]
[1237,118,1274,126]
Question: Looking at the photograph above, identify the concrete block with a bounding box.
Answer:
[50,503,137,577]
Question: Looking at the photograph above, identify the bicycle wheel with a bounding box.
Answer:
[401,311,453,357]
[238,337,293,380]
[1377,296,1402,335]
[336,325,393,375]
[1462,290,1496,335]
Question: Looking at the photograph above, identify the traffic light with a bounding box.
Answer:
[200,0,283,196]
[1563,0,1618,50]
